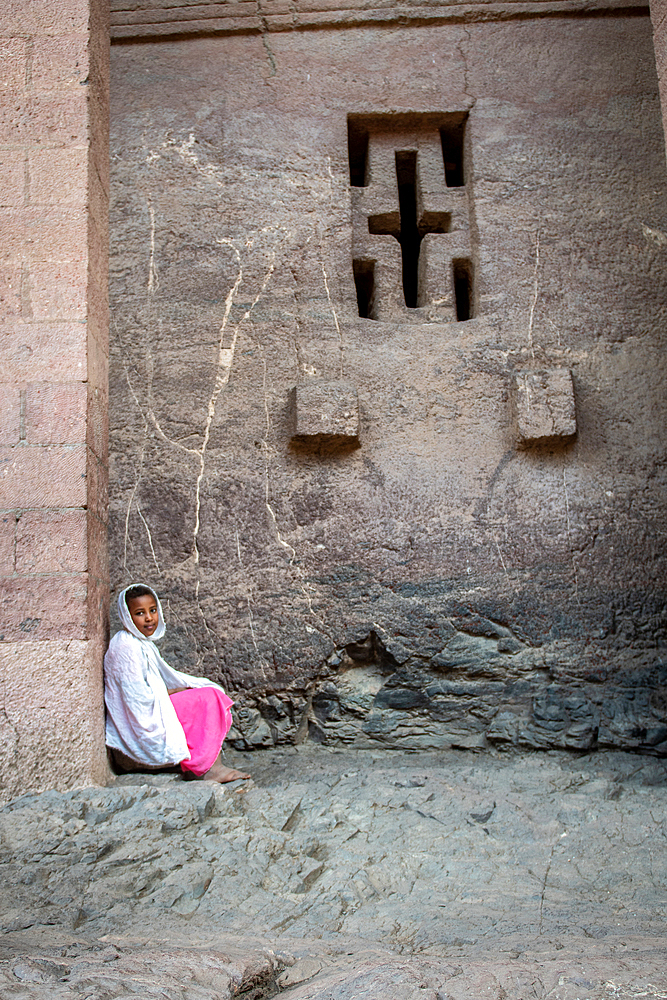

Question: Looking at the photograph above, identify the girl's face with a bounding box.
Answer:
[127,594,159,637]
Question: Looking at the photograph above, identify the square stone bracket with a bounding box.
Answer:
[289,380,360,449]
[514,368,577,446]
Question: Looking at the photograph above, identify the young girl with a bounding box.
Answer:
[104,584,250,783]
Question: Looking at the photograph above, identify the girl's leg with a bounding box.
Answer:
[201,753,250,783]
[170,688,249,779]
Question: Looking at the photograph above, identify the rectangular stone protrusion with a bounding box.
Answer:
[514,368,576,446]
[290,379,360,444]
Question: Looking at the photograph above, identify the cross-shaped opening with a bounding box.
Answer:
[368,150,451,308]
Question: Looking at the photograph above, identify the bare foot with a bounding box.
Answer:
[203,760,251,783]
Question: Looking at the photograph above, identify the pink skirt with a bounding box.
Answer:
[169,687,234,776]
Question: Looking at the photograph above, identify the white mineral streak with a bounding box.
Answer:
[125,133,333,641]
[137,505,161,574]
[528,229,540,359]
[117,319,166,572]
[122,397,147,572]
[192,238,246,593]
[642,222,667,248]
[494,536,510,582]
[321,260,344,378]
[147,196,159,292]
[121,210,163,571]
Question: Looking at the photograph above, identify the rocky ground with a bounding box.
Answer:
[0,746,666,998]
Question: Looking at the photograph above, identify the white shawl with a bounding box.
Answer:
[104,584,224,767]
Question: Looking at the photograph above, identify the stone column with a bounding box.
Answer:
[651,0,667,152]
[0,0,110,800]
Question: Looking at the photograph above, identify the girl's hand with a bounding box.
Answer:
[168,687,188,695]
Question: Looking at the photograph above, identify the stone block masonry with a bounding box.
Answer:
[0,0,110,801]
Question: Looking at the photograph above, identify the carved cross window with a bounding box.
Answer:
[349,113,474,323]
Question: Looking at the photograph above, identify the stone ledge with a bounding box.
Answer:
[289,379,360,448]
[513,367,577,446]
[110,0,648,39]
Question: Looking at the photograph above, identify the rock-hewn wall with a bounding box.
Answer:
[109,12,667,754]
[652,0,667,153]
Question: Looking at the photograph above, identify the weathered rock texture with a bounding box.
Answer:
[0,748,666,997]
[108,0,648,38]
[109,8,667,752]
[652,0,667,153]
[0,0,111,800]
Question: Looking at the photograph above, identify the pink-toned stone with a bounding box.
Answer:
[0,266,22,319]
[28,148,87,207]
[88,154,109,219]
[86,383,109,461]
[0,207,88,264]
[0,93,88,146]
[86,324,109,388]
[86,448,109,522]
[0,637,110,801]
[654,18,667,72]
[87,509,108,583]
[0,0,110,800]
[0,0,90,36]
[653,7,667,156]
[0,444,87,507]
[31,35,90,92]
[0,38,26,91]
[0,512,16,577]
[0,573,87,640]
[86,566,109,629]
[86,269,109,333]
[87,212,109,284]
[15,508,87,573]
[0,322,87,382]
[25,381,87,444]
[0,384,21,445]
[88,106,111,194]
[651,0,667,31]
[0,152,25,209]
[28,261,87,321]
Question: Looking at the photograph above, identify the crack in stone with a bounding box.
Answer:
[321,259,344,379]
[538,837,559,935]
[528,229,541,359]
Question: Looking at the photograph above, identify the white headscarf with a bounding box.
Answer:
[105,583,224,766]
[118,583,166,641]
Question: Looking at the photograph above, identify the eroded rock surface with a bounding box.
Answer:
[0,748,666,997]
[109,16,667,749]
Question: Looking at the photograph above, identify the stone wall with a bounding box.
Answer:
[0,0,664,804]
[108,0,647,37]
[0,0,110,800]
[652,0,667,151]
[108,6,667,756]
